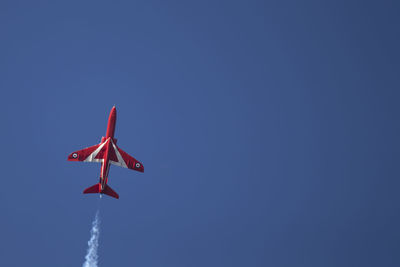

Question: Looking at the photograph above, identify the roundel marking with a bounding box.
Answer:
[72,153,78,158]
[135,163,141,168]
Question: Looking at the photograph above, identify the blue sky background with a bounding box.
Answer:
[1,1,399,266]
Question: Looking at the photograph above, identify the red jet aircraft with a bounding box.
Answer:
[67,106,144,199]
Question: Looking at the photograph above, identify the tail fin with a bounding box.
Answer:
[83,183,119,199]
[102,185,119,199]
[83,183,101,194]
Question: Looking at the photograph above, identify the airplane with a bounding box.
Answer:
[67,106,144,199]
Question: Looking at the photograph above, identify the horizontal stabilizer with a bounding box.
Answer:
[102,185,119,199]
[83,183,101,194]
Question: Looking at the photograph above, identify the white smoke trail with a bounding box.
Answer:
[83,210,100,267]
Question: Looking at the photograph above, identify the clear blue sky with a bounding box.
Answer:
[1,1,399,266]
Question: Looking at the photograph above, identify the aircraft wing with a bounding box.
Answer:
[67,143,105,162]
[110,142,144,172]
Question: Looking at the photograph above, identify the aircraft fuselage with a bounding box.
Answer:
[99,106,117,191]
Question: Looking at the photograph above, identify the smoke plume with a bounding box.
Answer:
[83,210,100,267]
